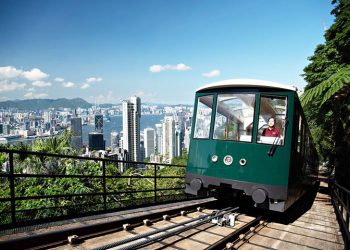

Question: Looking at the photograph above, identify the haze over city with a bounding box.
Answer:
[0,0,334,104]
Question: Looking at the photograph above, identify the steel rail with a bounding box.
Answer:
[0,198,217,250]
[204,216,264,250]
[93,206,239,250]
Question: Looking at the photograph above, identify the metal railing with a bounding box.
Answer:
[0,149,191,230]
[329,179,350,249]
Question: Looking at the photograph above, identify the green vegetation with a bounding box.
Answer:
[301,0,350,187]
[171,149,189,166]
[0,132,187,225]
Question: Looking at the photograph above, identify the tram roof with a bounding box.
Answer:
[196,79,297,92]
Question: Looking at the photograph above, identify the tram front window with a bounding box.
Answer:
[194,95,213,139]
[257,95,287,145]
[213,93,255,142]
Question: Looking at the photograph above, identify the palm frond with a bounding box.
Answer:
[302,66,350,106]
[321,77,345,104]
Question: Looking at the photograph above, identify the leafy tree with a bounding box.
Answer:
[301,0,350,187]
[0,130,188,225]
[171,148,188,166]
[32,130,73,154]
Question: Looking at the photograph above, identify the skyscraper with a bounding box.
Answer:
[122,96,141,162]
[95,114,103,133]
[70,117,83,150]
[43,111,52,124]
[110,131,119,150]
[162,116,175,162]
[144,127,155,158]
[175,129,182,157]
[155,123,162,154]
[88,132,105,151]
[183,126,191,151]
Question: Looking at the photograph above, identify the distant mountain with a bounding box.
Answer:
[0,98,92,110]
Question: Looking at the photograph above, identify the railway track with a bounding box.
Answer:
[50,206,265,249]
[0,198,268,250]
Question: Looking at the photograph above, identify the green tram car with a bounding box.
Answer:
[185,79,319,212]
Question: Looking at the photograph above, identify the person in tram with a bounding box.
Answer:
[262,117,280,137]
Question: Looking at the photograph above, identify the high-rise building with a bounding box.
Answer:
[122,96,141,162]
[110,131,119,150]
[95,114,103,133]
[88,132,105,151]
[0,123,3,134]
[144,127,155,158]
[23,120,30,130]
[71,117,83,150]
[183,126,191,151]
[3,124,10,135]
[140,140,145,162]
[155,123,162,154]
[43,111,52,124]
[175,129,182,157]
[162,116,175,162]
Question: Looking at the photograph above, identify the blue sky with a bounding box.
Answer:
[0,0,334,104]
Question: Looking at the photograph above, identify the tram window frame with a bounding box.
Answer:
[256,94,288,146]
[193,95,214,139]
[212,93,256,143]
[297,115,302,153]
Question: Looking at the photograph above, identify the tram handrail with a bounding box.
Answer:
[329,179,350,249]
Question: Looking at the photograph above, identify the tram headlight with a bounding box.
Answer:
[211,155,218,163]
[223,155,233,166]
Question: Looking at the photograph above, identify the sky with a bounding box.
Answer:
[0,0,335,104]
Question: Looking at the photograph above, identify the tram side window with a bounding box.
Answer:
[213,93,255,142]
[257,95,287,145]
[193,95,213,139]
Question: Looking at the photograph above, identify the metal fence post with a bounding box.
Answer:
[102,160,107,211]
[9,152,16,225]
[154,164,157,203]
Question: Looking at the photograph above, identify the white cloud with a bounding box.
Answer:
[86,77,103,83]
[35,93,48,98]
[81,83,90,89]
[27,87,35,92]
[134,91,157,99]
[54,77,64,82]
[24,92,33,98]
[62,81,75,88]
[22,68,49,81]
[0,66,49,82]
[32,81,52,87]
[202,69,221,78]
[149,63,191,73]
[149,65,163,73]
[87,91,118,104]
[0,66,23,79]
[24,92,48,99]
[0,80,26,92]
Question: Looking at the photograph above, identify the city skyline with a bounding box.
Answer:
[0,1,334,104]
